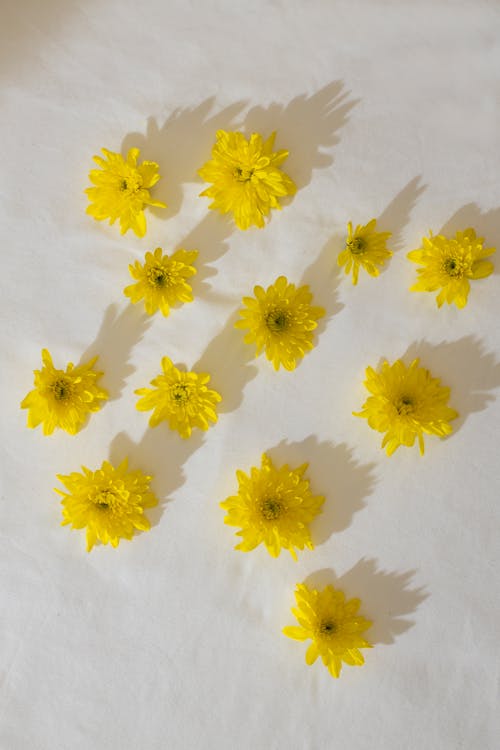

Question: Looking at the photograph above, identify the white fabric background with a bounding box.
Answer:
[1,1,499,748]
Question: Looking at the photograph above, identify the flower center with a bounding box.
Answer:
[347,237,366,255]
[395,395,415,416]
[120,173,143,193]
[265,307,291,334]
[443,256,465,278]
[170,384,190,404]
[260,498,283,521]
[51,377,73,402]
[147,265,170,288]
[319,619,338,638]
[93,489,117,511]
[233,166,254,182]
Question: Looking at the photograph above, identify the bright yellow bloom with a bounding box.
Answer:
[354,358,458,456]
[220,454,324,559]
[283,583,372,678]
[337,219,392,285]
[198,130,296,230]
[21,349,108,435]
[408,228,495,308]
[85,147,166,237]
[235,276,325,371]
[124,247,198,316]
[135,356,221,439]
[56,459,158,552]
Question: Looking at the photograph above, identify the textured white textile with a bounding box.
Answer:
[1,1,499,748]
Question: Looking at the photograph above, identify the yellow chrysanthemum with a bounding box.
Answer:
[85,147,166,237]
[235,276,325,371]
[337,219,392,285]
[354,358,458,456]
[135,356,221,439]
[56,458,158,552]
[198,130,296,230]
[220,454,324,559]
[124,247,198,316]
[408,228,495,308]
[21,349,108,436]
[283,583,372,678]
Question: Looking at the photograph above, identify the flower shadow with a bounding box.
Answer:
[80,303,152,401]
[439,203,500,275]
[304,559,428,645]
[403,335,500,433]
[266,437,377,544]
[121,97,248,219]
[177,212,235,299]
[108,428,204,530]
[121,83,357,225]
[194,308,258,414]
[378,175,427,254]
[299,235,344,337]
[244,80,359,191]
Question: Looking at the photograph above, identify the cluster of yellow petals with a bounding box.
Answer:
[283,583,372,678]
[337,218,392,285]
[21,349,108,435]
[220,453,324,559]
[124,247,198,316]
[355,358,458,455]
[85,147,166,237]
[235,276,325,371]
[135,356,221,439]
[408,228,495,308]
[198,130,296,230]
[56,459,158,552]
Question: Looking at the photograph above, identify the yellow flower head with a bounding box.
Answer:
[354,358,458,456]
[220,453,324,560]
[198,130,296,230]
[135,356,221,439]
[85,147,166,237]
[337,219,392,285]
[408,228,495,308]
[235,275,325,371]
[56,458,158,552]
[283,582,372,679]
[21,349,108,435]
[124,247,198,316]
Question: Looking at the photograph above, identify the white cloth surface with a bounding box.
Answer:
[1,1,499,748]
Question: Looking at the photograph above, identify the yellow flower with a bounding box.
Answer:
[408,228,495,308]
[235,275,325,371]
[220,454,324,559]
[135,356,221,439]
[124,247,198,316]
[283,583,372,678]
[85,147,166,237]
[198,130,296,230]
[21,349,108,435]
[56,459,158,552]
[354,358,458,456]
[337,219,392,285]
